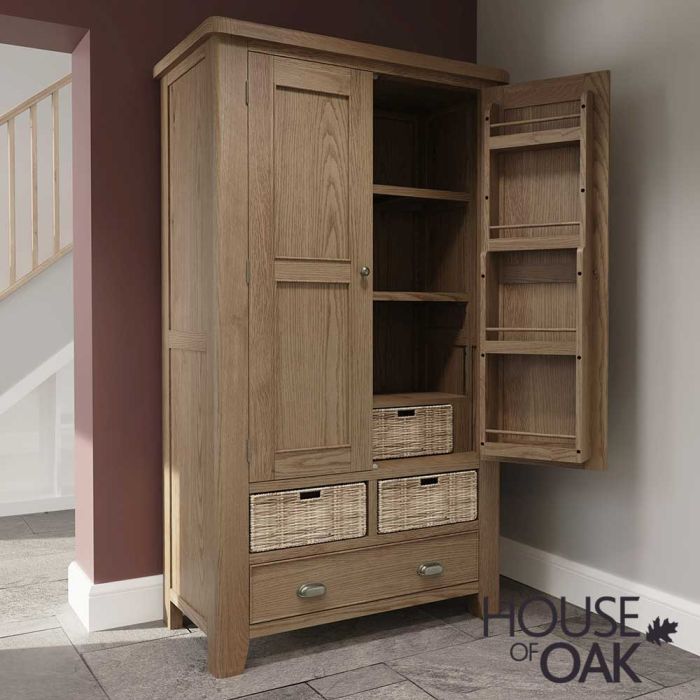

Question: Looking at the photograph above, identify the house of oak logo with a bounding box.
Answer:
[483,596,678,684]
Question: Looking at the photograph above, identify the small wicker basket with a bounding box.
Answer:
[250,482,367,552]
[372,404,453,460]
[378,470,477,533]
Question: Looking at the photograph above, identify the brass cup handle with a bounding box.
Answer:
[297,583,327,598]
[360,266,371,277]
[417,562,444,577]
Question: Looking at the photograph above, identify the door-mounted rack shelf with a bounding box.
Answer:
[486,236,580,252]
[479,87,598,465]
[488,126,581,152]
[481,341,577,356]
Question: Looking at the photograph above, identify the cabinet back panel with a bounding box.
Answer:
[373,113,417,188]
[494,145,579,236]
[487,250,576,341]
[274,88,349,259]
[486,354,576,442]
[373,202,469,294]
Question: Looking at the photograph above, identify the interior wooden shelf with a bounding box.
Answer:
[373,392,466,409]
[373,291,469,303]
[488,126,581,151]
[482,340,577,356]
[373,184,470,203]
[374,451,480,473]
[486,235,580,252]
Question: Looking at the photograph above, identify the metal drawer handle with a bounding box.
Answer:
[417,562,444,577]
[297,583,327,598]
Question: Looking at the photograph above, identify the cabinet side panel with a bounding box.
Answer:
[167,53,215,623]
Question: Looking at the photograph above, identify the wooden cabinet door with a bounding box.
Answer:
[248,54,373,481]
[478,72,609,469]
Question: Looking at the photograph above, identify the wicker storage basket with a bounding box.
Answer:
[378,470,477,533]
[372,403,453,460]
[250,482,366,553]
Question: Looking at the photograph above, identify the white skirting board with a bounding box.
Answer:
[0,495,74,518]
[68,561,164,632]
[501,537,700,657]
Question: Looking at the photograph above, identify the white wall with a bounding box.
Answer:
[479,0,700,605]
[0,44,74,514]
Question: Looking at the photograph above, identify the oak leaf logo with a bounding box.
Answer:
[645,617,678,645]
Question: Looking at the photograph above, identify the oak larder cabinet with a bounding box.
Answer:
[156,17,609,677]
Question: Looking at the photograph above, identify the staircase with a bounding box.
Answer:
[0,75,74,516]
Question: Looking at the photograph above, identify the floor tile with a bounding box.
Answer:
[22,509,75,536]
[0,579,67,625]
[421,577,581,640]
[389,632,662,699]
[241,684,322,699]
[0,627,108,700]
[547,615,700,687]
[0,533,74,559]
[0,515,34,540]
[309,663,404,698]
[342,681,433,699]
[57,604,191,653]
[0,549,71,589]
[85,608,471,700]
[0,615,60,639]
[633,678,700,698]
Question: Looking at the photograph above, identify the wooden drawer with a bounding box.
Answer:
[250,532,478,623]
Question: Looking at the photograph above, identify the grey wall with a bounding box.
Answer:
[478,0,700,603]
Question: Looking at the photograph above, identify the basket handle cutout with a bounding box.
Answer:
[299,490,321,500]
[397,408,416,418]
[420,477,439,486]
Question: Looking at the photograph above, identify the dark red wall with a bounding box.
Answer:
[0,1,477,584]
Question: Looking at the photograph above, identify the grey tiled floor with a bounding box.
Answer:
[1,511,699,699]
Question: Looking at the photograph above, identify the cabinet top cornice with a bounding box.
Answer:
[154,16,509,86]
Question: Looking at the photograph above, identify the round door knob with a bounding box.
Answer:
[360,266,371,277]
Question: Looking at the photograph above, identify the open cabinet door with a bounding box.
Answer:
[478,72,609,469]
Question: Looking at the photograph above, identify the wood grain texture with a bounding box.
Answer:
[249,53,372,482]
[153,16,509,85]
[373,291,469,302]
[250,581,479,637]
[479,72,608,468]
[483,340,576,355]
[373,184,470,202]
[488,126,580,151]
[166,53,215,626]
[209,36,251,677]
[251,532,478,623]
[468,462,499,618]
[160,77,181,632]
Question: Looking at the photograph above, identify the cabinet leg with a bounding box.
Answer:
[208,628,249,678]
[166,601,184,630]
[468,461,500,620]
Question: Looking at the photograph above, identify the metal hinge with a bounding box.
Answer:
[245,80,249,106]
[245,259,251,285]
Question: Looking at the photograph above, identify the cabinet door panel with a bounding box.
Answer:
[249,53,372,481]
[479,71,608,469]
